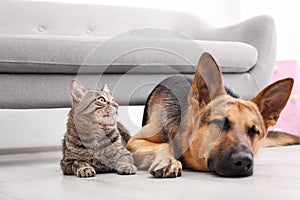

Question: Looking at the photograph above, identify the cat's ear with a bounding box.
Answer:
[70,80,88,102]
[102,84,110,93]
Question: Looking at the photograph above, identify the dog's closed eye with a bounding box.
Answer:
[248,125,260,138]
[210,117,231,132]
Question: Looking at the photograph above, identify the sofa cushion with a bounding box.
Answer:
[0,36,257,74]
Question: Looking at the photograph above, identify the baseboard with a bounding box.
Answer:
[0,146,61,155]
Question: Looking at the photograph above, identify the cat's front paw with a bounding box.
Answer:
[116,163,137,175]
[76,166,96,178]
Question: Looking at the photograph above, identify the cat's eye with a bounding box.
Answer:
[98,97,106,103]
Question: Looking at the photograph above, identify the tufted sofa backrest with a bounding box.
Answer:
[0,1,213,38]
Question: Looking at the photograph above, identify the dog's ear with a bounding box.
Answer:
[252,78,294,128]
[70,80,88,102]
[189,52,226,107]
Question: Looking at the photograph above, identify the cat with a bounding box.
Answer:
[60,80,137,177]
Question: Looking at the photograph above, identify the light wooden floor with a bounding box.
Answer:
[1,146,300,200]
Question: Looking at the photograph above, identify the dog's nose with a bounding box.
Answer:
[231,152,253,175]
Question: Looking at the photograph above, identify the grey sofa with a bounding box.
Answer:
[0,1,276,109]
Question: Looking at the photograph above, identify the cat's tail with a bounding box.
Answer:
[260,131,300,148]
[117,122,132,144]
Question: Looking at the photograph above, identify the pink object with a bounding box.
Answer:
[269,60,300,136]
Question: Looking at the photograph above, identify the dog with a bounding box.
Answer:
[126,52,300,178]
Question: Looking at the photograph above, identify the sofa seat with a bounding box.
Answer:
[0,36,257,74]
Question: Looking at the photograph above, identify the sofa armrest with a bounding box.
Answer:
[196,15,276,92]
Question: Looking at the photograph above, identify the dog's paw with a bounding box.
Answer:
[76,166,96,178]
[116,163,137,175]
[149,158,182,178]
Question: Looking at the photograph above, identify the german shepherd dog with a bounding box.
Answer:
[126,52,300,178]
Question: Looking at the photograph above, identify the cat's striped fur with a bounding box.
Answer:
[60,80,137,177]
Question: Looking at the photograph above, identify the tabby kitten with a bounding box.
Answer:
[60,80,137,177]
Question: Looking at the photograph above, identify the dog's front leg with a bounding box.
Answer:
[127,138,182,178]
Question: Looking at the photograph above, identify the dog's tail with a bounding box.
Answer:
[260,131,300,148]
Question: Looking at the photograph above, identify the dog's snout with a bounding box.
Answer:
[231,152,253,176]
[208,150,254,177]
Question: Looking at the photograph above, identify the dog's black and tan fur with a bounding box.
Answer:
[127,52,300,178]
